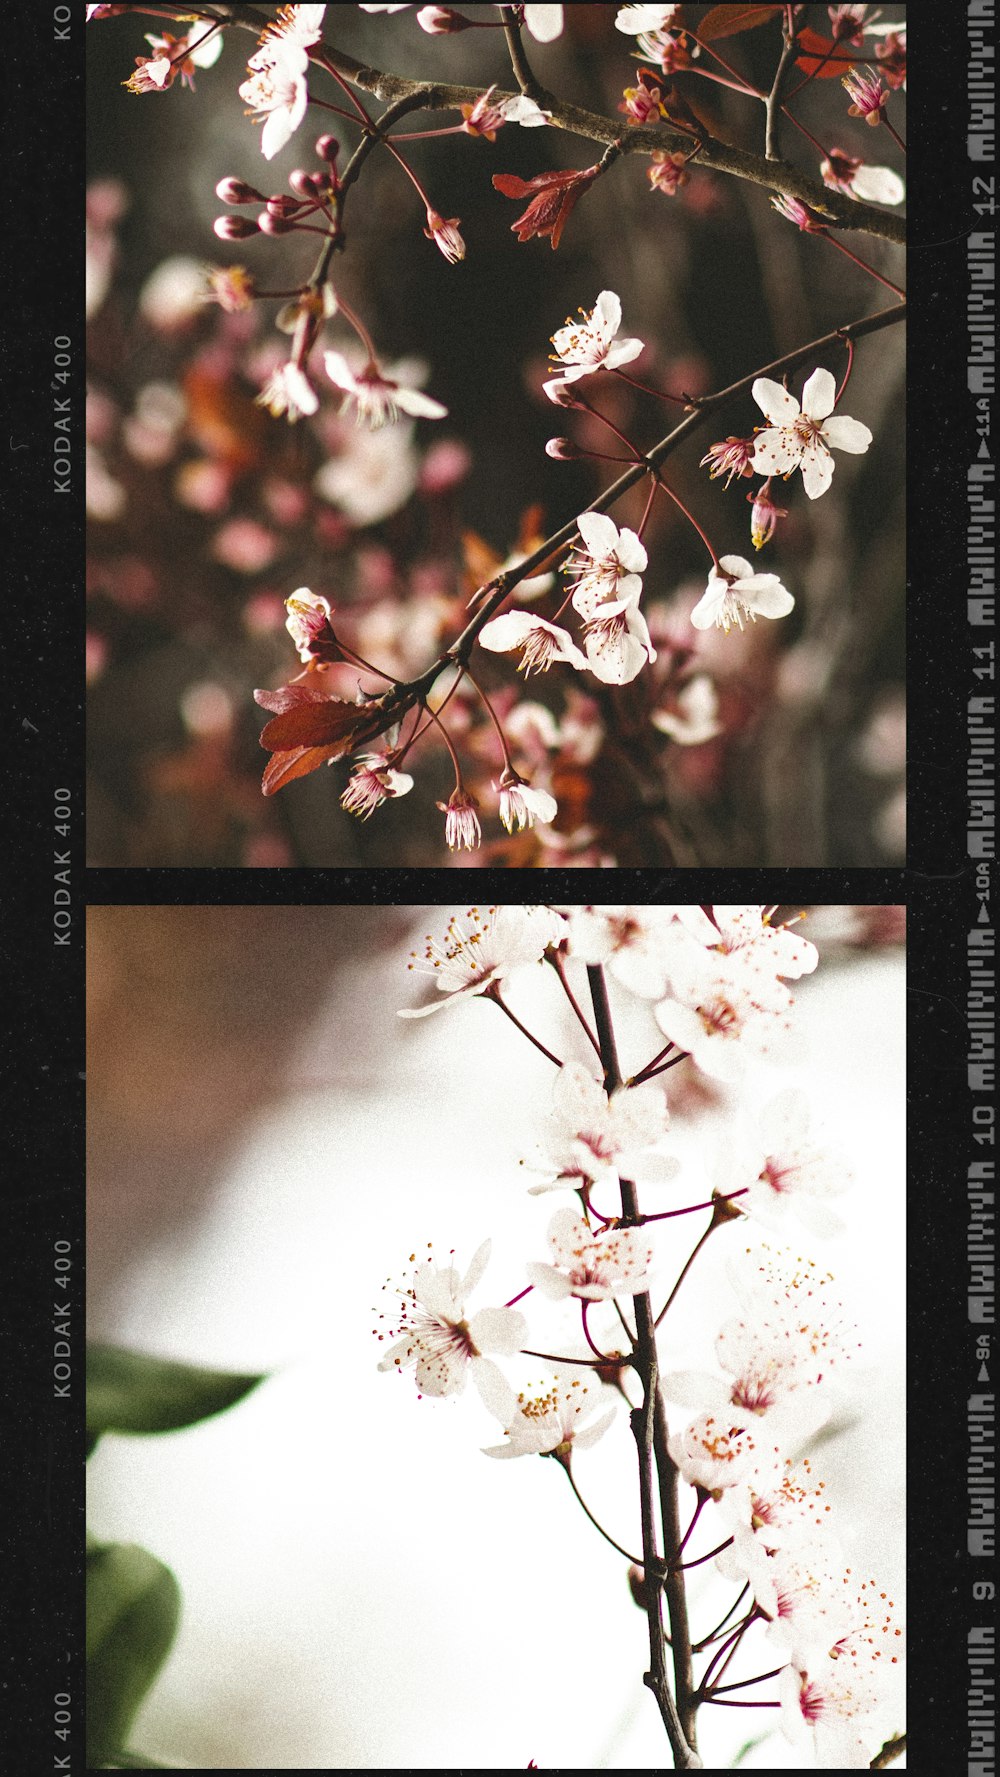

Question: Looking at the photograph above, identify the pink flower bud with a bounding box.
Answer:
[417,4,469,29]
[266,194,302,218]
[545,437,581,460]
[288,169,316,198]
[215,176,262,206]
[315,134,340,163]
[258,210,294,235]
[213,215,260,240]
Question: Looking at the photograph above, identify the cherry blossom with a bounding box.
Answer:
[546,290,644,389]
[654,945,795,1079]
[583,601,656,685]
[874,28,906,89]
[523,1059,676,1195]
[314,420,419,525]
[729,1537,858,1659]
[438,787,482,851]
[646,150,690,196]
[842,65,890,126]
[520,5,564,43]
[750,368,873,498]
[483,1371,617,1462]
[398,904,564,1018]
[690,554,794,634]
[256,361,319,422]
[562,904,686,998]
[652,675,722,746]
[780,1659,882,1769]
[124,28,223,93]
[341,752,414,817]
[699,905,820,984]
[821,149,905,205]
[478,610,588,676]
[324,351,447,427]
[720,1454,835,1552]
[667,1410,759,1494]
[719,1088,850,1235]
[285,588,335,661]
[526,1207,654,1300]
[665,1246,859,1438]
[377,1238,525,1408]
[566,511,647,619]
[240,39,313,161]
[700,435,755,487]
[424,209,466,263]
[497,771,558,833]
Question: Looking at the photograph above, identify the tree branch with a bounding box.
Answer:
[870,1733,907,1768]
[586,966,702,1770]
[178,4,906,244]
[765,10,799,161]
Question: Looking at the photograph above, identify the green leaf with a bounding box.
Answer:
[87,1541,181,1766]
[87,1344,266,1444]
[102,1756,172,1770]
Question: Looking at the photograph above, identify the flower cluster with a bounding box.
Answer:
[379,904,903,1766]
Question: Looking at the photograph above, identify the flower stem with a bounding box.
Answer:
[823,232,906,301]
[545,951,603,1060]
[487,984,564,1068]
[561,1461,643,1566]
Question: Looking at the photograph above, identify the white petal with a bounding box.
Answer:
[689,579,726,630]
[747,580,795,618]
[575,509,620,557]
[799,439,835,499]
[585,625,647,683]
[614,527,648,574]
[461,1237,491,1296]
[324,350,357,395]
[572,1406,617,1451]
[750,430,801,475]
[751,377,800,424]
[468,1305,526,1354]
[190,30,224,67]
[718,554,756,579]
[821,414,873,454]
[603,336,644,370]
[473,1358,520,1424]
[395,385,448,420]
[592,289,622,336]
[800,367,837,422]
[661,1370,730,1409]
[523,3,563,42]
[524,1262,572,1298]
[850,163,905,204]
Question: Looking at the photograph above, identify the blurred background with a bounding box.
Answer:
[86,4,905,867]
[87,903,906,1768]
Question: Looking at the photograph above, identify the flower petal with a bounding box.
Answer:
[800,367,837,422]
[468,1304,526,1354]
[799,439,835,499]
[752,378,800,424]
[750,430,801,475]
[593,289,622,336]
[821,414,873,454]
[395,385,448,420]
[575,508,620,556]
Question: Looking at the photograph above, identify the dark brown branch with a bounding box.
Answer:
[586,966,702,1770]
[870,1733,907,1769]
[653,1390,697,1740]
[177,4,906,244]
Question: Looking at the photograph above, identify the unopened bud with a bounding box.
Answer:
[417,4,469,30]
[315,133,340,163]
[289,169,318,199]
[258,210,294,235]
[213,214,260,240]
[627,1565,654,1610]
[267,193,302,218]
[545,436,581,460]
[215,176,262,206]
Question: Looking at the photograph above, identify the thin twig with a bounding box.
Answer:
[765,10,799,160]
[870,1733,907,1769]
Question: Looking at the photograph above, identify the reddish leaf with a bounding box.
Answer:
[254,683,339,716]
[793,28,864,75]
[259,698,381,752]
[699,4,783,42]
[261,746,341,797]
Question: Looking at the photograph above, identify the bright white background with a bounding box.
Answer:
[87,908,905,1769]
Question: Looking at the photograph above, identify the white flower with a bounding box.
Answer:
[690,554,794,634]
[324,351,447,427]
[667,1411,758,1494]
[497,776,558,833]
[706,905,819,982]
[663,1245,858,1438]
[285,587,333,660]
[821,151,905,205]
[523,4,564,42]
[750,368,873,499]
[398,905,564,1018]
[654,946,793,1081]
[566,511,647,619]
[483,1371,616,1461]
[729,1537,858,1660]
[240,43,311,161]
[548,290,644,389]
[527,1207,654,1300]
[315,421,419,524]
[615,4,680,32]
[721,1089,850,1235]
[256,361,319,421]
[341,753,414,818]
[652,675,722,745]
[562,905,684,999]
[584,601,656,684]
[720,1454,835,1553]
[478,610,588,676]
[780,1660,880,1769]
[378,1239,525,1410]
[524,1059,676,1195]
